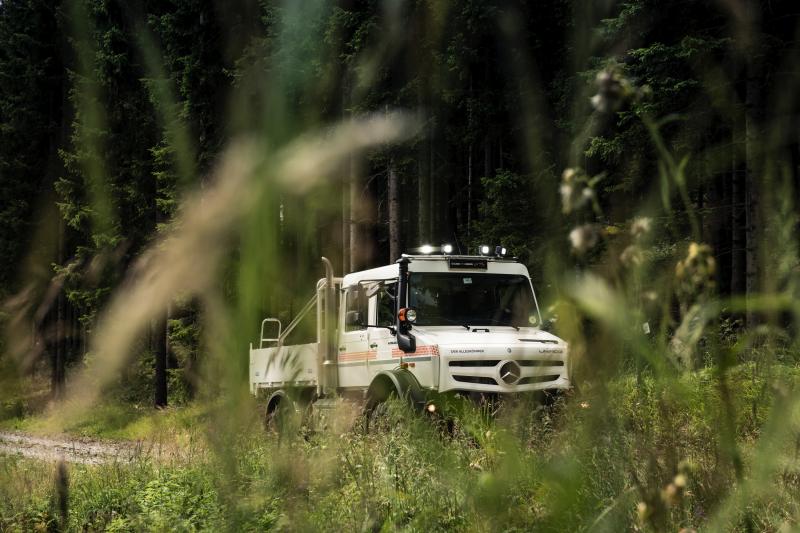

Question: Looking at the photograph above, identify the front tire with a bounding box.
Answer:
[364,379,396,433]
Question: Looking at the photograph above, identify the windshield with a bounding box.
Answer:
[408,273,535,327]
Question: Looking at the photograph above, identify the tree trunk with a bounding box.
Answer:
[731,111,746,296]
[342,80,351,275]
[484,133,492,180]
[50,46,66,398]
[714,168,732,295]
[53,280,65,397]
[388,158,400,262]
[467,143,473,240]
[418,137,430,244]
[349,154,359,271]
[342,160,350,275]
[429,128,437,242]
[744,2,762,325]
[418,89,430,245]
[154,150,169,407]
[154,312,168,408]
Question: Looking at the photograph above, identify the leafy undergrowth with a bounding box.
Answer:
[2,362,800,531]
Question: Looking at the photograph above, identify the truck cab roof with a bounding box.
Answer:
[341,255,531,288]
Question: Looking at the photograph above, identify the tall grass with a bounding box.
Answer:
[2,367,799,531]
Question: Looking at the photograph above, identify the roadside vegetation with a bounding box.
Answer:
[3,360,800,531]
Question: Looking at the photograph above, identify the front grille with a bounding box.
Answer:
[446,355,565,391]
[449,360,500,367]
[518,375,561,385]
[452,375,497,385]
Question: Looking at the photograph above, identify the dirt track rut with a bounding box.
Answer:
[0,431,158,465]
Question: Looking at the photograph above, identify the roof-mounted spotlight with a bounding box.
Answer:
[479,244,491,256]
[495,245,508,257]
[419,244,434,254]
[441,243,454,254]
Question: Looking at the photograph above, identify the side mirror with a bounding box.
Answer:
[345,310,363,327]
[397,330,416,353]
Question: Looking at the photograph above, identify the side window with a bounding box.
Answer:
[376,282,397,327]
[344,286,367,332]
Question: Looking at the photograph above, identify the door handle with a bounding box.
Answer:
[369,343,378,349]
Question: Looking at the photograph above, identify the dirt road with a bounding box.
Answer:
[0,431,171,465]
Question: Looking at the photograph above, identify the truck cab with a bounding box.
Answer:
[338,254,569,396]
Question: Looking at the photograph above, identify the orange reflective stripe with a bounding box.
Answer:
[338,350,377,361]
[391,345,439,357]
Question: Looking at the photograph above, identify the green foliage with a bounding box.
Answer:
[2,362,800,531]
[0,0,62,291]
[473,169,547,267]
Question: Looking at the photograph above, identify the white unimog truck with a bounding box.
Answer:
[249,248,570,423]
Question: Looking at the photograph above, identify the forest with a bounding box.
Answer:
[1,0,800,531]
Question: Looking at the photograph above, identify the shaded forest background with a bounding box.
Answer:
[1,0,799,406]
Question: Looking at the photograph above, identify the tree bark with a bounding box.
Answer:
[484,133,492,180]
[154,312,168,408]
[743,1,763,325]
[53,280,65,397]
[154,145,169,407]
[342,162,350,274]
[731,108,746,296]
[388,158,400,262]
[417,89,430,245]
[429,124,436,242]
[349,154,359,271]
[418,137,430,244]
[467,143,473,240]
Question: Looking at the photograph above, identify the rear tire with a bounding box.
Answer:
[264,389,314,434]
[264,394,293,433]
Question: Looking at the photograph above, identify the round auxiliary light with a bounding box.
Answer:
[420,244,434,254]
[405,308,417,323]
[442,243,454,254]
[480,245,491,255]
[426,403,436,413]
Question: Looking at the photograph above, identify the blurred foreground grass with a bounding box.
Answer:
[1,2,800,532]
[2,360,800,531]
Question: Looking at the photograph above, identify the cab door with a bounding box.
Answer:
[338,285,370,388]
[367,281,398,377]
